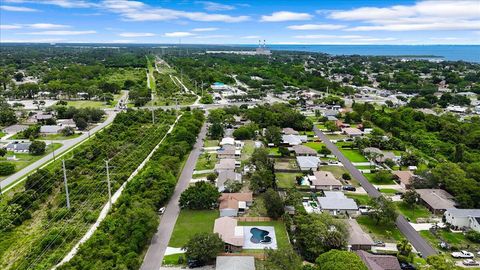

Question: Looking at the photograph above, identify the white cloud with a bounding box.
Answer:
[0,24,22,30]
[0,5,38,11]
[28,23,70,29]
[192,27,219,32]
[261,11,313,22]
[4,0,95,8]
[1,38,65,43]
[196,1,235,11]
[193,34,231,39]
[102,0,249,23]
[163,31,195,37]
[26,30,97,35]
[241,35,261,39]
[329,0,480,32]
[111,39,136,43]
[118,32,155,37]
[294,34,367,39]
[287,24,346,30]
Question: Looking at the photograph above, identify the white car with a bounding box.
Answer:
[451,250,474,259]
[158,207,165,215]
[463,259,479,266]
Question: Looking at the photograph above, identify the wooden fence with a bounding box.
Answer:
[219,252,266,259]
[235,216,272,222]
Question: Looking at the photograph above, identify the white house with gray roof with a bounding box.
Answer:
[318,191,358,216]
[444,208,480,232]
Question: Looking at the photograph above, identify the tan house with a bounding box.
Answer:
[346,219,374,251]
[214,217,244,252]
[310,171,342,190]
[292,145,317,156]
[416,189,456,214]
[342,127,363,137]
[356,250,401,270]
[217,145,240,159]
[392,171,414,189]
[282,127,299,135]
[219,193,253,217]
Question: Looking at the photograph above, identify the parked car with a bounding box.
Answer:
[343,185,356,191]
[400,262,416,270]
[452,250,474,259]
[463,259,479,266]
[158,207,165,215]
[187,259,205,268]
[374,240,386,247]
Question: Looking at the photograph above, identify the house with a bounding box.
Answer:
[214,217,244,252]
[363,147,382,156]
[326,116,338,121]
[215,158,237,172]
[40,125,63,134]
[416,189,456,214]
[310,171,342,190]
[392,171,414,189]
[216,256,255,270]
[282,127,299,135]
[220,137,244,149]
[296,156,320,171]
[323,110,338,117]
[217,145,240,159]
[57,119,76,128]
[335,120,350,129]
[291,145,317,156]
[2,124,28,134]
[347,219,374,251]
[444,208,480,232]
[6,142,31,153]
[282,134,308,146]
[356,250,401,270]
[317,191,358,216]
[219,193,253,217]
[376,152,397,163]
[28,113,53,123]
[342,127,363,137]
[217,170,242,191]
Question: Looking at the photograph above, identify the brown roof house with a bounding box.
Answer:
[416,189,456,214]
[292,145,317,156]
[215,158,237,172]
[356,250,401,270]
[346,219,374,251]
[216,170,242,192]
[219,193,253,217]
[214,217,244,252]
[282,127,299,135]
[392,171,415,189]
[309,171,342,190]
[342,127,363,137]
[217,145,240,159]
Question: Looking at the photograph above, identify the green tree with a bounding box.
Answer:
[396,239,413,262]
[183,232,224,264]
[279,146,290,157]
[422,255,460,270]
[319,146,331,157]
[369,197,398,226]
[0,162,15,176]
[179,181,220,209]
[261,247,303,270]
[249,168,275,193]
[324,121,339,132]
[0,148,6,157]
[208,122,224,140]
[315,249,367,270]
[265,126,282,146]
[264,189,284,219]
[342,173,351,180]
[402,189,420,209]
[29,141,46,155]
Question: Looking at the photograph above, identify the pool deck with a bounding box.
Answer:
[242,226,277,249]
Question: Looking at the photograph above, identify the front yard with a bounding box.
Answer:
[357,216,403,242]
[275,172,302,189]
[168,210,219,248]
[339,148,368,162]
[420,229,480,251]
[195,153,217,171]
[395,202,432,222]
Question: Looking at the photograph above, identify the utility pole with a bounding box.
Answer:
[105,160,112,208]
[62,160,70,209]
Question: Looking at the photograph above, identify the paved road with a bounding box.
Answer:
[313,126,437,258]
[140,122,207,270]
[0,92,128,193]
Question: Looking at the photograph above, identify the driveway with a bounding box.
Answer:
[313,126,437,258]
[140,123,207,270]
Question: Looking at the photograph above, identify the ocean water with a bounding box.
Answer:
[260,45,480,63]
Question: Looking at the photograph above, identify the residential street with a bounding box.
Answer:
[313,126,437,258]
[140,122,207,270]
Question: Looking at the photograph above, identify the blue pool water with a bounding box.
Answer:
[250,227,272,244]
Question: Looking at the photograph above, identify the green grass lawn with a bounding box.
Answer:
[168,210,219,248]
[299,131,315,137]
[420,230,480,251]
[380,188,399,194]
[37,133,81,140]
[395,202,432,222]
[162,253,185,266]
[275,172,301,189]
[203,139,219,147]
[268,147,281,156]
[356,165,375,169]
[326,134,348,140]
[303,141,324,151]
[316,124,326,130]
[320,165,351,180]
[0,143,62,180]
[345,193,371,205]
[0,132,5,138]
[357,216,403,242]
[241,140,255,161]
[247,195,267,217]
[195,153,217,171]
[238,220,291,250]
[339,149,368,162]
[364,172,396,185]
[66,100,108,109]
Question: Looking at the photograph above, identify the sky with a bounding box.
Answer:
[1,0,479,44]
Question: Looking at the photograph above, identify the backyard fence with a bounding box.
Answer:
[219,252,266,259]
[235,216,272,222]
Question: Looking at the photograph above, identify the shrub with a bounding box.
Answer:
[0,162,15,176]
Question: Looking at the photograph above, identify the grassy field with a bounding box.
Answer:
[238,220,291,250]
[195,152,217,171]
[66,100,108,109]
[326,134,348,140]
[162,253,184,266]
[268,147,281,156]
[168,210,219,248]
[420,230,480,251]
[364,173,396,185]
[379,188,399,194]
[395,202,432,222]
[0,143,62,180]
[203,139,219,148]
[37,133,81,140]
[356,165,375,169]
[320,165,350,180]
[0,132,5,138]
[345,193,371,205]
[241,140,255,161]
[275,172,301,189]
[357,215,403,242]
[303,141,324,151]
[339,149,368,162]
[247,195,267,217]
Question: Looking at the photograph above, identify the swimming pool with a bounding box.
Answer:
[250,227,272,244]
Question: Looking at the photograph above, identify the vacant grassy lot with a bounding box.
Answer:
[345,193,371,205]
[276,172,301,189]
[66,100,108,109]
[203,139,219,147]
[304,141,324,151]
[168,210,219,248]
[357,216,403,242]
[238,220,291,250]
[320,165,350,179]
[268,147,281,156]
[274,159,298,170]
[241,140,255,161]
[339,149,368,162]
[395,202,432,222]
[195,152,217,171]
[38,133,81,140]
[420,230,480,251]
[380,188,398,194]
[364,172,396,185]
[326,133,348,140]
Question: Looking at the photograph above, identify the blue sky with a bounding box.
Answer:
[1,0,479,44]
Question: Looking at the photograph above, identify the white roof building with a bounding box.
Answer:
[296,156,320,171]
